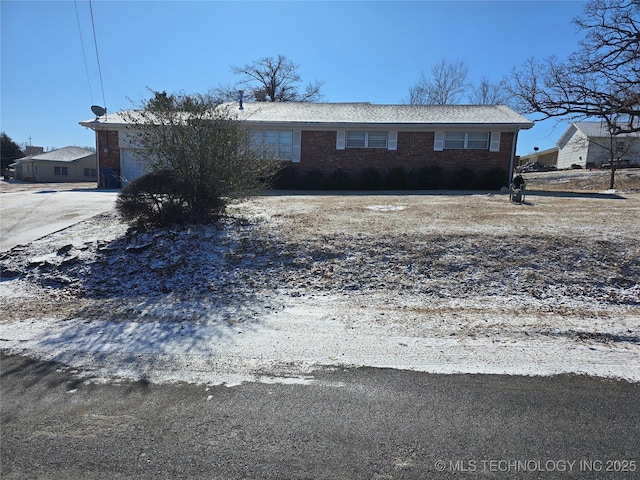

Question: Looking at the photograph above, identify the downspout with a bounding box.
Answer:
[508,130,519,186]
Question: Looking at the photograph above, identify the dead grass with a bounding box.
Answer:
[2,187,639,325]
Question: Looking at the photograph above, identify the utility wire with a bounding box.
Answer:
[89,0,107,112]
[74,0,94,104]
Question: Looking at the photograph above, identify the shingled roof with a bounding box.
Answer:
[572,121,640,138]
[25,146,95,163]
[81,102,534,130]
[232,102,533,129]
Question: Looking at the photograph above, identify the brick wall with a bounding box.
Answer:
[96,130,121,188]
[298,130,514,186]
[97,130,121,169]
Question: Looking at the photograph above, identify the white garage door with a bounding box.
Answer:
[120,148,149,186]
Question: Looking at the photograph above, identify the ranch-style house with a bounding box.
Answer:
[80,101,533,189]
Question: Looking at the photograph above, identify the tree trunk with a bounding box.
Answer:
[610,162,616,190]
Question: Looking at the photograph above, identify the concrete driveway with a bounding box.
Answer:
[0,181,118,251]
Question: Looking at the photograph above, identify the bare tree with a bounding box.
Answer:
[468,77,510,105]
[507,0,640,188]
[210,83,243,104]
[230,54,323,103]
[508,0,639,130]
[573,0,640,98]
[408,59,469,105]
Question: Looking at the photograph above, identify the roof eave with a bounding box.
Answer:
[241,120,534,130]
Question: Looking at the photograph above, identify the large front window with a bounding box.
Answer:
[444,132,490,150]
[250,130,293,160]
[346,131,388,149]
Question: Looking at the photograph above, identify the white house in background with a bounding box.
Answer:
[13,146,97,183]
[556,122,640,169]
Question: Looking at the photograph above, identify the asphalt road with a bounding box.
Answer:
[0,182,117,251]
[1,353,638,479]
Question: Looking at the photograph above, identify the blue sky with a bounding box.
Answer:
[2,0,586,155]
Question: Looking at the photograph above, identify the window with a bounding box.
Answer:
[346,131,388,149]
[444,132,490,150]
[84,168,97,177]
[54,166,68,176]
[346,131,366,148]
[444,132,465,149]
[249,130,293,160]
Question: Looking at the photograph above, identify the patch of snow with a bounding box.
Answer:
[366,205,407,211]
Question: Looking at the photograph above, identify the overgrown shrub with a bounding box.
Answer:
[452,167,475,190]
[412,166,443,190]
[474,168,507,190]
[116,170,225,228]
[120,90,282,225]
[359,167,384,190]
[272,165,298,189]
[298,170,325,190]
[323,169,354,190]
[385,166,409,190]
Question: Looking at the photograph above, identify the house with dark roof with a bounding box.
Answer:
[556,122,640,169]
[13,146,97,183]
[80,102,533,189]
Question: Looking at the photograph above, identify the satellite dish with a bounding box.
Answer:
[91,105,107,117]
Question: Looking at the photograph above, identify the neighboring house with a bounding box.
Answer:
[556,122,640,170]
[517,146,559,169]
[80,102,533,189]
[14,146,97,183]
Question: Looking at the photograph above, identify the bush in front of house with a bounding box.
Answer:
[358,167,385,190]
[474,168,507,190]
[272,165,298,189]
[451,167,476,190]
[119,90,282,226]
[298,169,325,190]
[271,165,510,191]
[116,169,225,228]
[323,169,354,190]
[385,166,409,190]
[412,166,443,190]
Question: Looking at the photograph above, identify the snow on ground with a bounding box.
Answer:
[1,191,639,385]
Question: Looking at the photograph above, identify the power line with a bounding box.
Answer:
[89,0,107,112]
[74,0,94,104]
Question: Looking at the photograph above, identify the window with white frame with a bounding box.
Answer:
[54,166,69,176]
[346,131,388,149]
[249,130,293,160]
[444,132,490,150]
[84,168,97,177]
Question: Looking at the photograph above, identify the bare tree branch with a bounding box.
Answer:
[408,59,469,105]
[507,0,640,135]
[468,77,510,105]
[230,54,323,103]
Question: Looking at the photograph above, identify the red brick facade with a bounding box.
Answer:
[299,130,514,183]
[96,130,121,188]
